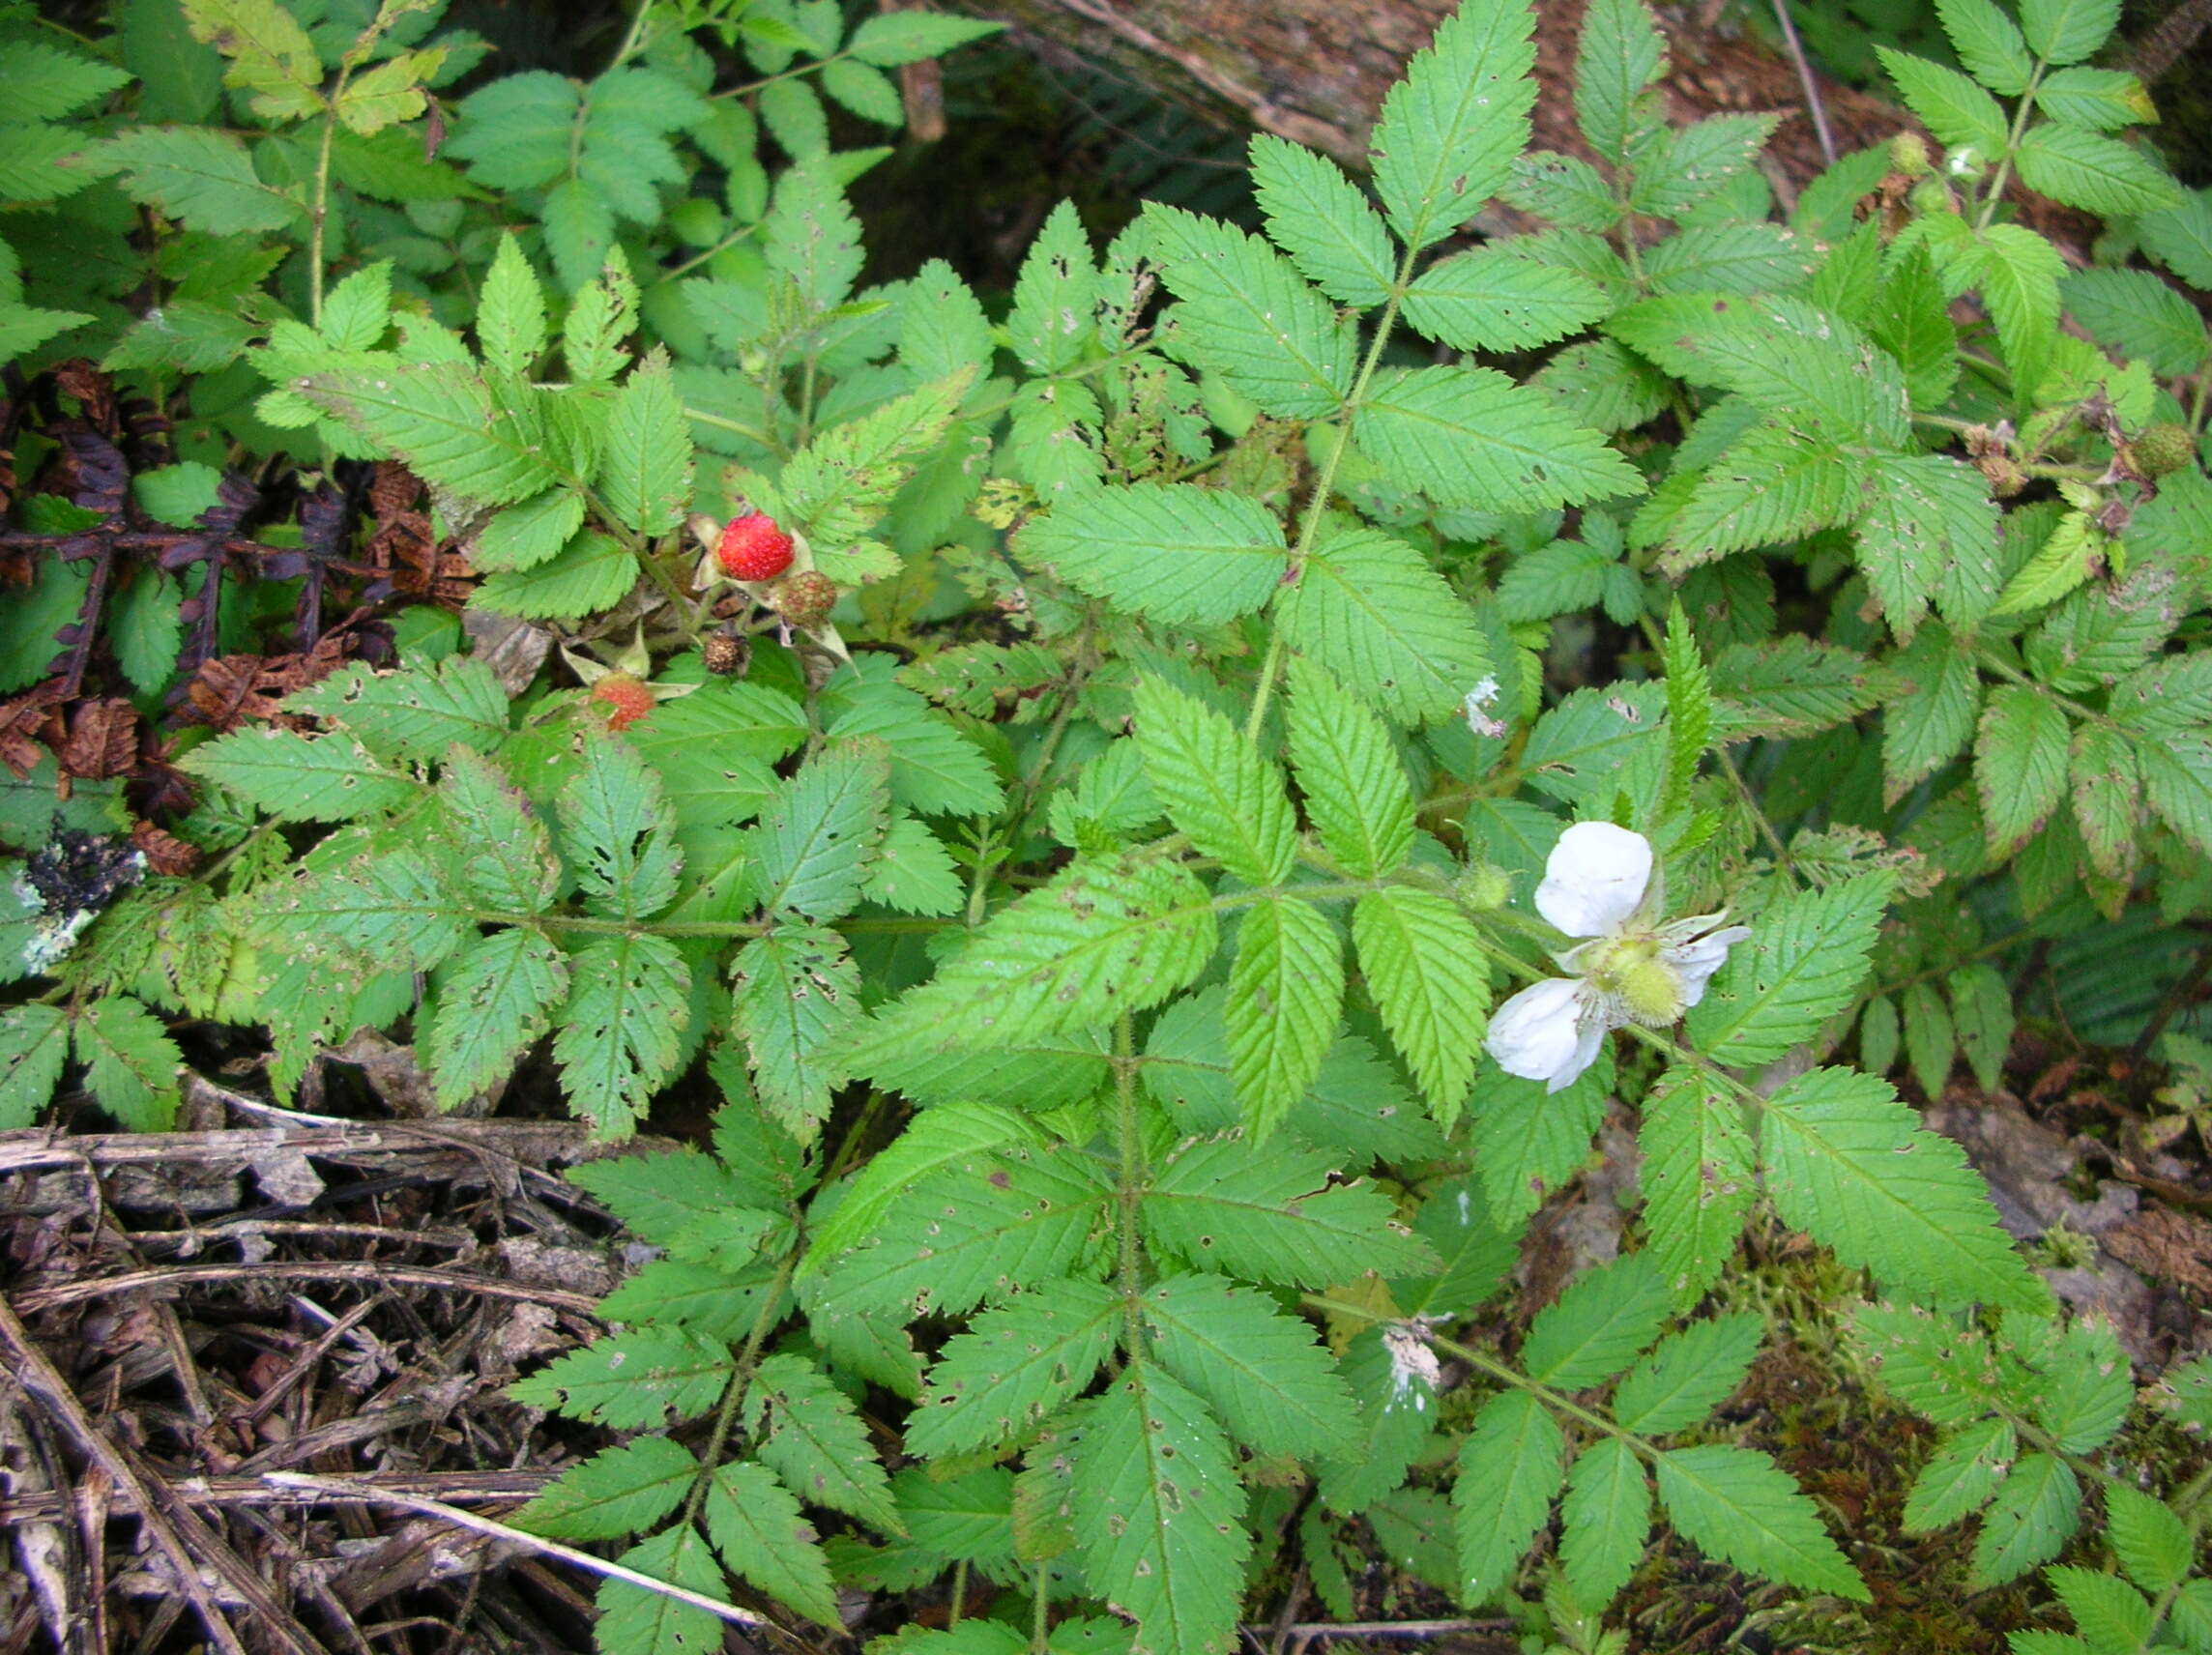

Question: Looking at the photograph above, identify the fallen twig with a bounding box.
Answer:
[0,1467,554,1526]
[0,1295,269,1655]
[262,1470,773,1630]
[11,1259,604,1316]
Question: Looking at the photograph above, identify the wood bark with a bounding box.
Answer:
[932,0,2127,263]
[941,0,1918,212]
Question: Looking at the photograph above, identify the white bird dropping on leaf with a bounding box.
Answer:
[1463,675,1507,739]
[1483,822,1750,1093]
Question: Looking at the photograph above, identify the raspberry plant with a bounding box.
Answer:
[4,0,2212,1650]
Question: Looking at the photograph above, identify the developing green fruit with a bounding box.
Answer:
[2131,422,2197,479]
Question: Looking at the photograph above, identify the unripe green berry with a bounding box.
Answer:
[1619,958,1686,1026]
[1908,176,1956,216]
[2131,422,2197,479]
[1456,863,1512,911]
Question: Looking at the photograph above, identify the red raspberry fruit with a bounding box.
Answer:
[589,674,657,731]
[716,511,796,582]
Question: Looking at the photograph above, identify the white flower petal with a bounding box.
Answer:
[1535,822,1653,939]
[1486,976,1591,1087]
[1665,924,1752,1007]
[1553,1015,1609,1093]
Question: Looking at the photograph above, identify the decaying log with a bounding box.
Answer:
[948,0,2105,255]
[952,0,1912,199]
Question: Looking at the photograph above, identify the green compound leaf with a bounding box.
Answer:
[1965,223,2066,399]
[1559,1436,1651,1609]
[1937,0,2032,93]
[597,352,692,536]
[863,813,965,916]
[566,1144,763,1247]
[904,1277,1119,1458]
[512,1437,697,1542]
[1140,1133,1432,1287]
[1856,454,1999,642]
[1249,134,1398,307]
[510,1324,733,1427]
[2103,1482,2193,1595]
[1632,114,1780,218]
[1666,422,1862,570]
[1286,658,1414,880]
[1275,523,1492,726]
[1877,48,2006,154]
[1006,199,1097,375]
[2062,266,2210,375]
[1314,1329,1437,1515]
[732,924,860,1138]
[844,856,1217,1061]
[746,741,890,922]
[1611,1313,1764,1436]
[1370,0,1539,251]
[1452,1390,1564,1605]
[1848,1301,2017,1430]
[474,528,640,620]
[1610,293,1904,440]
[1686,871,1893,1067]
[1226,898,1345,1143]
[290,657,511,765]
[1882,624,1984,803]
[1402,248,1611,353]
[1140,1271,1357,1459]
[780,371,974,576]
[2027,1316,2131,1453]
[847,11,1004,65]
[1353,885,1489,1122]
[820,665,1003,820]
[1969,1452,2081,1588]
[804,1101,1041,1268]
[747,1352,901,1534]
[0,1004,70,1129]
[73,997,180,1131]
[1016,481,1288,627]
[703,1461,842,1626]
[180,728,417,823]
[1903,1416,2017,1533]
[297,362,569,508]
[1071,1370,1251,1655]
[478,232,548,376]
[1353,365,1641,513]
[1759,1066,2049,1313]
[438,748,560,914]
[597,1524,726,1655]
[815,1145,1113,1320]
[1975,683,2071,859]
[1656,1443,1869,1601]
[1520,1252,1671,1391]
[90,126,300,234]
[1574,0,1666,163]
[2139,189,2212,290]
[2019,0,2120,63]
[0,38,131,121]
[2013,123,2181,218]
[2045,1566,2154,1653]
[1131,676,1297,887]
[422,926,568,1110]
[559,735,682,922]
[552,932,691,1139]
[1143,202,1355,419]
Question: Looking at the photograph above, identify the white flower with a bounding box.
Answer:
[1483,822,1750,1093]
